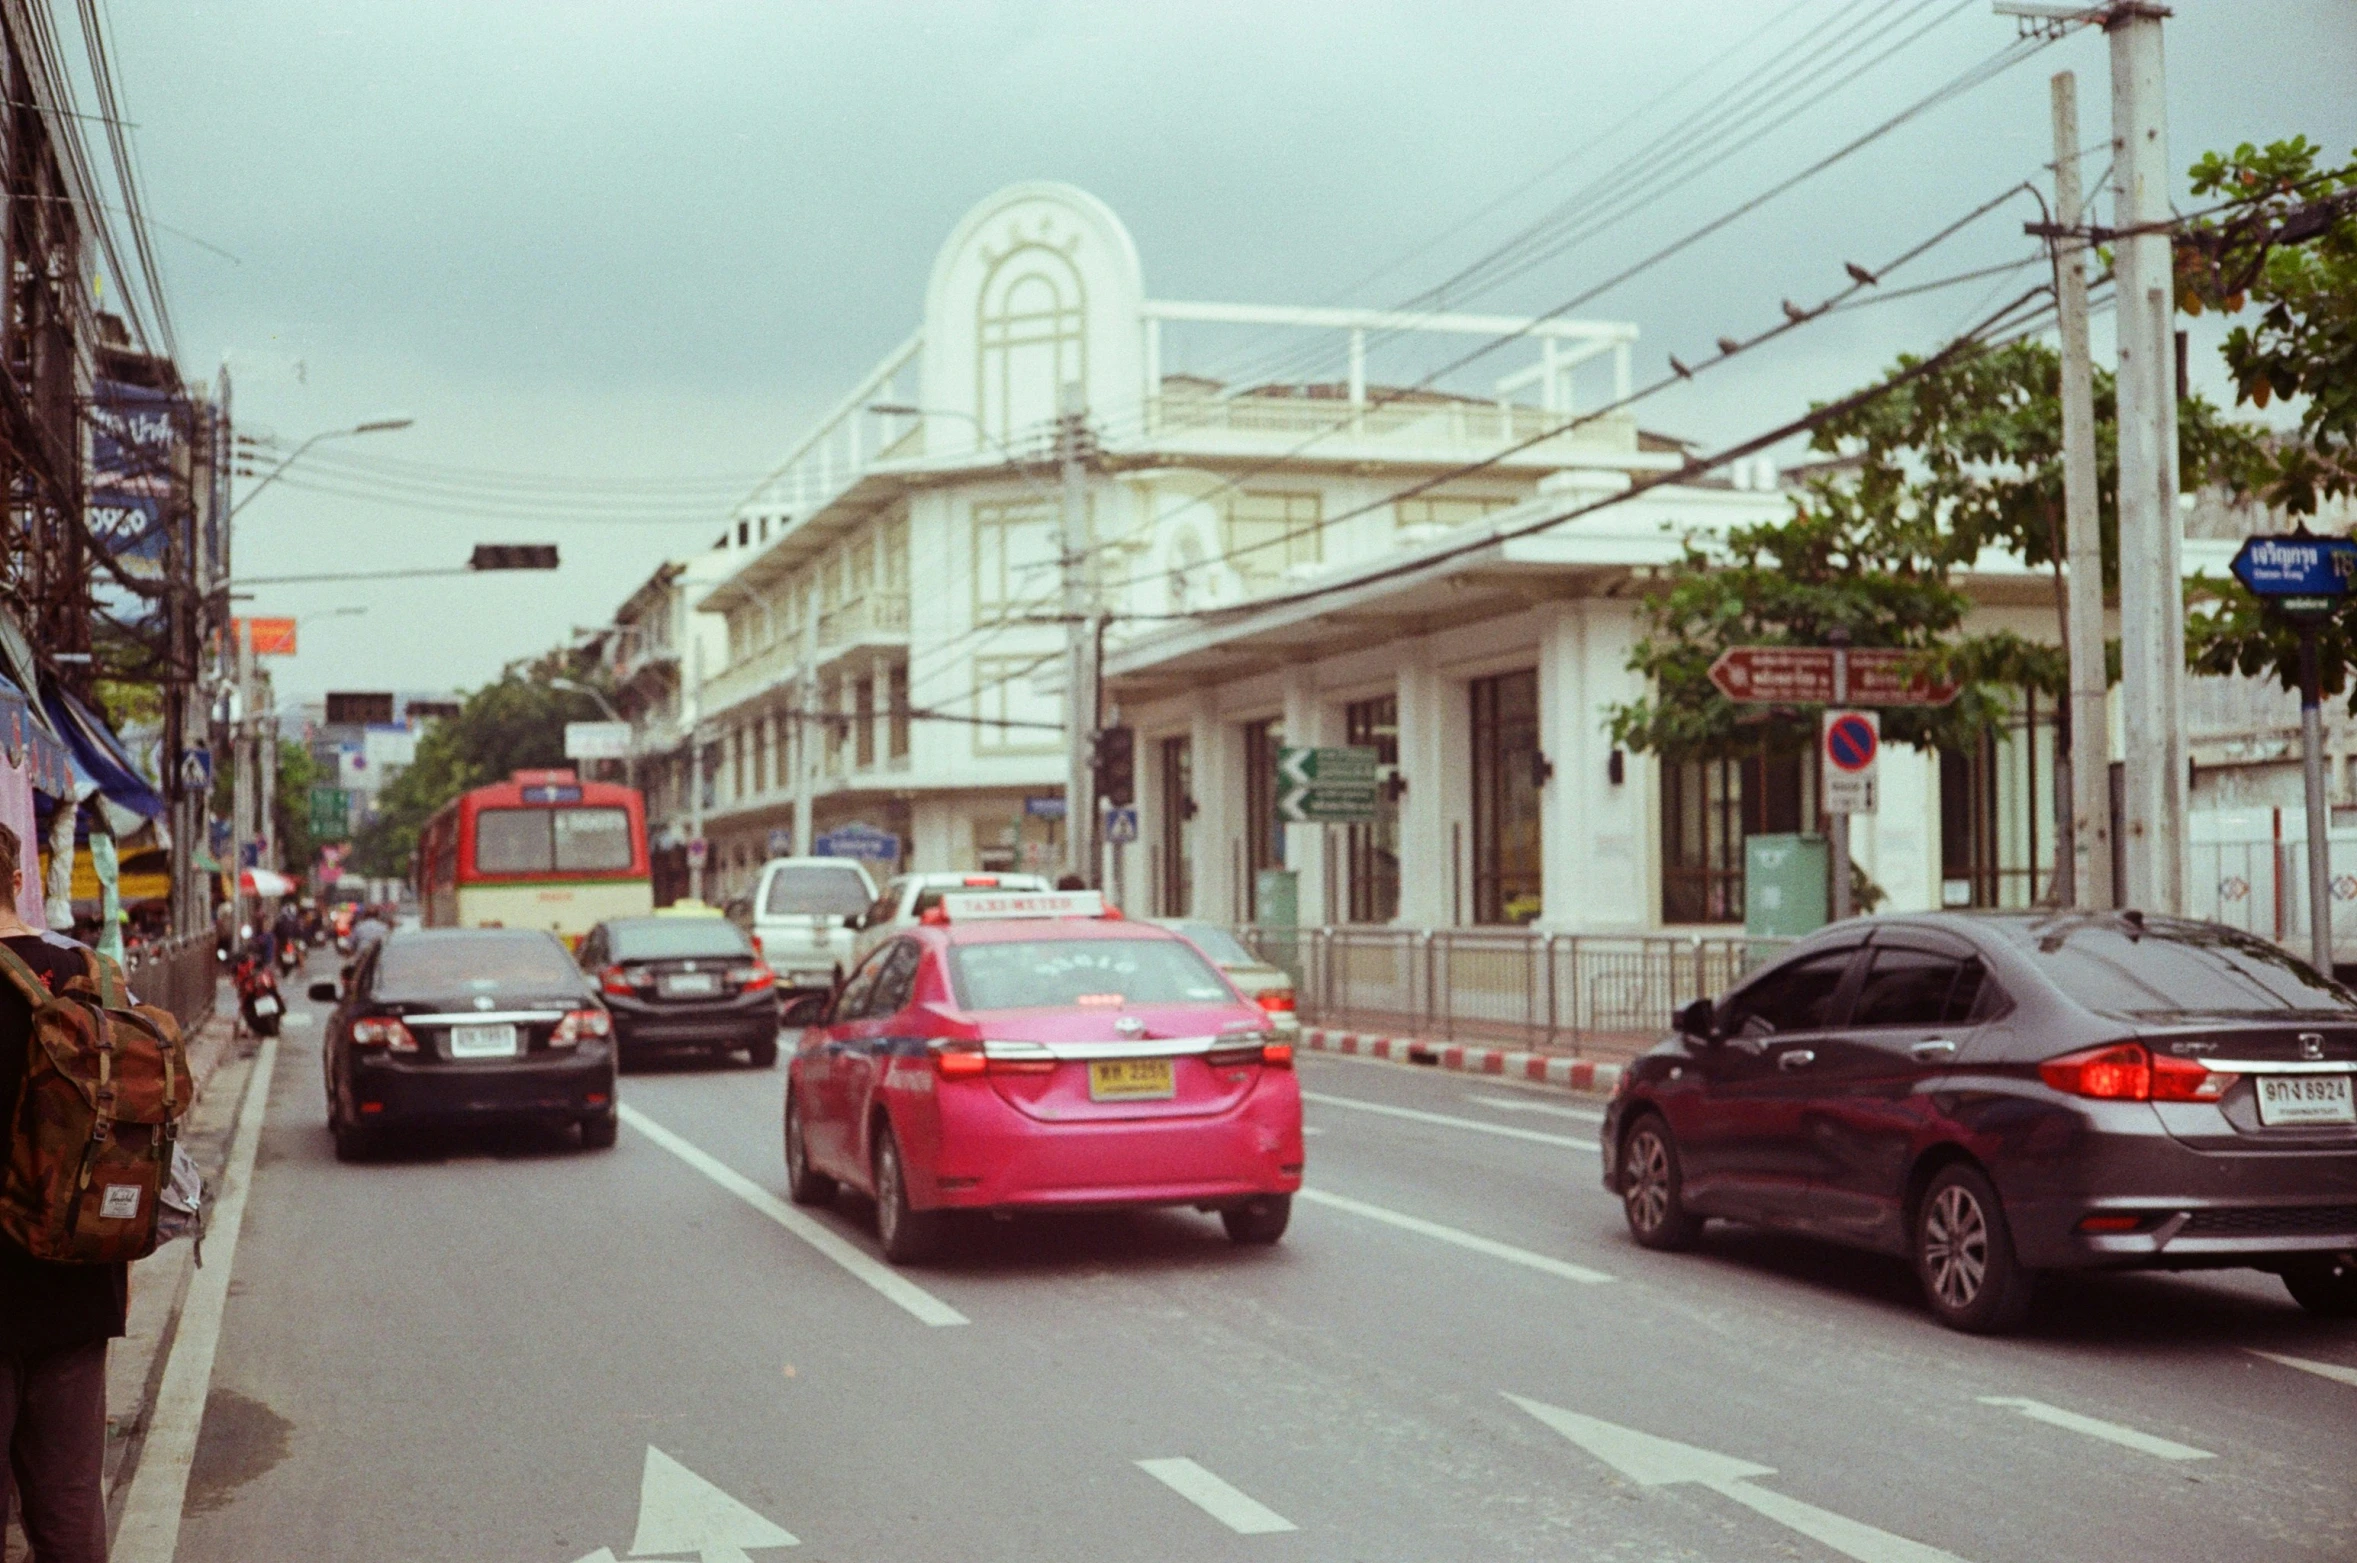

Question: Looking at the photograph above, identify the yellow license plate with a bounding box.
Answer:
[1089,1057,1175,1101]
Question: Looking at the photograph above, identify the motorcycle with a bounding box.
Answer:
[233,944,285,1038]
[276,936,303,977]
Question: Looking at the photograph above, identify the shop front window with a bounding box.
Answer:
[1941,689,2058,909]
[1157,735,1193,917]
[1243,717,1286,919]
[1660,749,1818,924]
[1470,671,1542,925]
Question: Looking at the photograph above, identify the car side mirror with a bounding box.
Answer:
[781,993,828,1028]
[307,981,340,1004]
[1675,997,1718,1042]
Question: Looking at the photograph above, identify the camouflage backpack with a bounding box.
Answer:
[0,942,192,1264]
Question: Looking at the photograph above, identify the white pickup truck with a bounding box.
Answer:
[729,857,879,999]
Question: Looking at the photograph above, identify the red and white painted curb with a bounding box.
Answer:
[1300,1026,1623,1097]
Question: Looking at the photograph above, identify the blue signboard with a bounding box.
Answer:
[2230,534,2357,598]
[1104,806,1139,844]
[1023,795,1067,820]
[815,823,900,863]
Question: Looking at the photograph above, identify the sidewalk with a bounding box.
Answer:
[1298,1021,1641,1096]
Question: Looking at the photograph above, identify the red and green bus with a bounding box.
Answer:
[417,769,651,946]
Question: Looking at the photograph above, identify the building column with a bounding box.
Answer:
[1571,600,1650,932]
[1281,667,1335,926]
[1190,697,1244,925]
[1395,648,1452,925]
[1860,745,1938,914]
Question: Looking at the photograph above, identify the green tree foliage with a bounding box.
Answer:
[272,737,322,877]
[2177,138,2357,704]
[347,669,607,879]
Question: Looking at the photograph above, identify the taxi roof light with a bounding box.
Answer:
[935,890,1109,923]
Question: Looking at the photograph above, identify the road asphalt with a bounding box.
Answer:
[137,963,2357,1563]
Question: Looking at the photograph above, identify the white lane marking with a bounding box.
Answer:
[1506,1395,1970,1563]
[1298,1188,1614,1283]
[618,1104,968,1328]
[1135,1458,1297,1534]
[1464,1092,1605,1123]
[632,1445,799,1555]
[1975,1396,2214,1461]
[2246,1348,2357,1389]
[1301,1089,1599,1151]
[113,1036,279,1563]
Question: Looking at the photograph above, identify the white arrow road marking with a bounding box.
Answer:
[1135,1459,1297,1534]
[1464,1092,1606,1123]
[1301,1089,1599,1151]
[1506,1395,1973,1563]
[1298,1189,1614,1283]
[630,1446,798,1561]
[113,1037,279,1563]
[619,1105,968,1327]
[2246,1349,2357,1388]
[1975,1396,2215,1460]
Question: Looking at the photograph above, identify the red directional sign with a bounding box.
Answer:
[1706,646,1959,707]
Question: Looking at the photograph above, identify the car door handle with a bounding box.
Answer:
[1777,1049,1816,1071]
[1909,1039,1958,1063]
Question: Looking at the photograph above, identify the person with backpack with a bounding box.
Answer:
[0,816,190,1563]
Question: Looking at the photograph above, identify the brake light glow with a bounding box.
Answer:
[1260,1040,1294,1067]
[2039,1042,2237,1103]
[731,962,776,992]
[1257,988,1297,1014]
[2077,1213,2146,1233]
[931,1040,986,1078]
[551,1008,612,1046]
[599,964,637,997]
[351,1016,418,1052]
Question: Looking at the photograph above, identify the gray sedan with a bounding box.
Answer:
[1147,919,1302,1034]
[1602,910,2357,1333]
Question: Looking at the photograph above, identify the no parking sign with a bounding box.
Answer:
[1821,709,1879,815]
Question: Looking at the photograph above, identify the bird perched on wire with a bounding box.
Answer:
[1715,337,1741,356]
[1845,261,1877,285]
[1668,354,1693,379]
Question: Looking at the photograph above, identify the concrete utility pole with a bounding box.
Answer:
[687,634,707,903]
[2300,628,2335,972]
[2053,69,2115,910]
[2108,4,2186,914]
[229,619,252,924]
[1828,628,1852,921]
[1058,382,1098,884]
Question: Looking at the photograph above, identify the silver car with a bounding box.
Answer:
[1148,919,1302,1034]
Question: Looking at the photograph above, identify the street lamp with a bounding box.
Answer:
[231,414,415,520]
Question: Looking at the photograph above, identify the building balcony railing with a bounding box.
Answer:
[700,636,799,717]
[1144,391,1638,461]
[818,592,911,652]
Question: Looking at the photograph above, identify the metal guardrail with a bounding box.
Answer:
[122,932,220,1035]
[1234,926,1792,1054]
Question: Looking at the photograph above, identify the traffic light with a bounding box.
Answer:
[470,544,560,571]
[1094,724,1135,807]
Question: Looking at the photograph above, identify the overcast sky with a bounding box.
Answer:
[104,0,2357,704]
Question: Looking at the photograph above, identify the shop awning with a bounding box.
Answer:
[0,674,75,798]
[43,684,164,818]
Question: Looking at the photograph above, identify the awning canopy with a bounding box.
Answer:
[0,674,74,798]
[43,685,164,819]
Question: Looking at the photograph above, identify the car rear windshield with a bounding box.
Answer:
[762,865,872,918]
[948,938,1234,1012]
[1174,924,1255,964]
[374,934,583,997]
[2020,923,2357,1017]
[608,921,752,960]
[474,807,634,874]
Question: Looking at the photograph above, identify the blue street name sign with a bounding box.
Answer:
[2230,534,2357,599]
[814,823,900,863]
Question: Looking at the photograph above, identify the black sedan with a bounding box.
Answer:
[580,914,779,1069]
[314,927,618,1159]
[1601,911,2357,1333]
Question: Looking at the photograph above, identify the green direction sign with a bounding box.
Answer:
[1276,745,1379,823]
[309,784,351,840]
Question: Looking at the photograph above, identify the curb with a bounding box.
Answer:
[1300,1025,1624,1096]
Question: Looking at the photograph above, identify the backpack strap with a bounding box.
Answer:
[0,941,50,1008]
[84,947,123,1011]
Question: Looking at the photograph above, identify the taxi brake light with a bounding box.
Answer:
[1260,1040,1294,1068]
[931,1039,986,1078]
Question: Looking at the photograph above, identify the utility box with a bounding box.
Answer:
[1745,833,1829,939]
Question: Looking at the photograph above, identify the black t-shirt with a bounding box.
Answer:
[0,933,130,1355]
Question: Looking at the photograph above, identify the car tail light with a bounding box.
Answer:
[931,1039,986,1078]
[551,1008,612,1046]
[1257,988,1297,1014]
[600,964,637,997]
[1260,1040,1294,1068]
[749,933,764,956]
[731,962,776,992]
[2077,1213,2148,1233]
[2039,1042,2237,1103]
[1207,1034,1292,1068]
[352,1016,418,1053]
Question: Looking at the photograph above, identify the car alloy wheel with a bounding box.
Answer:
[1913,1163,2033,1334]
[1619,1116,1700,1250]
[1922,1185,1988,1310]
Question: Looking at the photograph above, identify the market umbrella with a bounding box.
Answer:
[240,868,296,898]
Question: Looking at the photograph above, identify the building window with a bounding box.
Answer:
[753,716,769,795]
[887,663,910,761]
[972,500,1060,625]
[1941,689,2058,909]
[977,246,1087,449]
[1345,694,1400,923]
[1395,492,1511,533]
[1158,735,1193,917]
[854,674,876,769]
[1470,670,1542,925]
[1243,718,1286,920]
[1660,749,1819,924]
[971,654,1064,756]
[1225,491,1322,585]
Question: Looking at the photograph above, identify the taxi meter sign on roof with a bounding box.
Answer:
[938,890,1108,922]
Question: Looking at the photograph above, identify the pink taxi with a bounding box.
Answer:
[781,891,1304,1262]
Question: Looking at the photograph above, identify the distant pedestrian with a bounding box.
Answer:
[0,819,120,1563]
